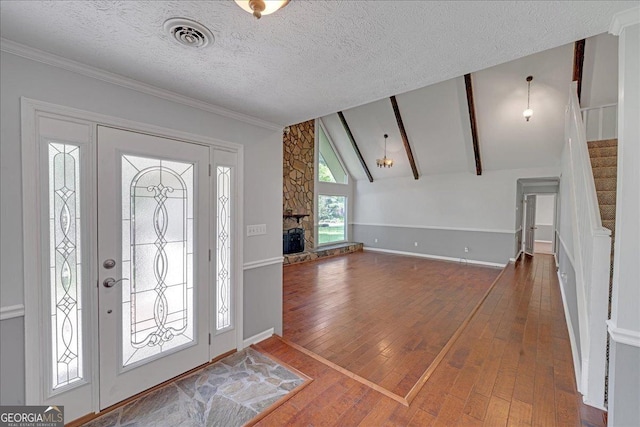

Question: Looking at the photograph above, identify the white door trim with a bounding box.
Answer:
[21,97,244,417]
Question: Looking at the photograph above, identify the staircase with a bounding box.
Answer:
[588,139,618,269]
[587,138,617,405]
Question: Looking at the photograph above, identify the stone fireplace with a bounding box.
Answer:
[283,120,314,251]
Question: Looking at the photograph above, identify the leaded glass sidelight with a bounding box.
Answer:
[121,155,194,367]
[48,143,83,389]
[216,166,232,330]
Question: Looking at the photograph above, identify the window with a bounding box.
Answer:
[318,126,347,184]
[318,195,346,244]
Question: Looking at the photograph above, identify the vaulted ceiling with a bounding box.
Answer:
[0,1,634,126]
[322,41,576,180]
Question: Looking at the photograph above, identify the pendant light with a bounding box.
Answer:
[523,75,534,122]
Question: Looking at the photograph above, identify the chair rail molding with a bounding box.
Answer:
[0,304,25,320]
[607,320,640,348]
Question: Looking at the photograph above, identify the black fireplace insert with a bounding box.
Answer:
[283,228,304,254]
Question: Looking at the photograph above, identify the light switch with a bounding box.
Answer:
[247,224,267,236]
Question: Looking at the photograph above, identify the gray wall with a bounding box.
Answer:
[535,224,553,242]
[0,317,25,404]
[243,264,283,339]
[0,51,283,404]
[353,224,513,265]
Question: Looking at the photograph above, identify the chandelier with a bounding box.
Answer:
[376,134,393,168]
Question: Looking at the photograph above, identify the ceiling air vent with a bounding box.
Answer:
[164,18,214,48]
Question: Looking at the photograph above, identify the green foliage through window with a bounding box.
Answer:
[318,195,346,244]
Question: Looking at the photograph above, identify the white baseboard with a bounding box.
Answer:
[243,328,275,347]
[0,304,25,320]
[510,250,524,263]
[364,247,506,268]
[557,270,582,394]
[534,240,553,243]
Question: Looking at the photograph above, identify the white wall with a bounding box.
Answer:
[354,167,559,232]
[0,50,283,404]
[582,33,619,108]
[608,15,640,427]
[535,194,555,241]
[352,167,559,265]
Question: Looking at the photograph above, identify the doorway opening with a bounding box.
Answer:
[515,178,560,260]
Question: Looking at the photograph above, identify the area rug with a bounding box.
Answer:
[82,347,309,427]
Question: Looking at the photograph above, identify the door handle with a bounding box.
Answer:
[103,277,128,288]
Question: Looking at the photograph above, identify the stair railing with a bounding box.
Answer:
[581,103,618,141]
[563,82,612,409]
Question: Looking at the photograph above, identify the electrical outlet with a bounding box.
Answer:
[374,238,378,243]
[464,247,469,253]
[414,242,418,247]
[247,224,267,236]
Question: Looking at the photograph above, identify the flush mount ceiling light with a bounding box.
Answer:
[164,18,214,48]
[234,0,290,19]
[523,75,534,122]
[376,134,394,168]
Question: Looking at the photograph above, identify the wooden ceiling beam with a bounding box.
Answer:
[337,111,373,183]
[573,39,586,103]
[390,96,419,180]
[464,73,482,176]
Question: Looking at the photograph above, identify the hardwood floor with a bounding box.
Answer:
[254,253,606,426]
[283,251,501,400]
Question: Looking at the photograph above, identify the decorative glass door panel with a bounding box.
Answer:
[48,142,83,389]
[121,155,194,367]
[216,166,231,331]
[98,126,211,409]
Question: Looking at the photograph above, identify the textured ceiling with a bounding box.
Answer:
[0,1,634,126]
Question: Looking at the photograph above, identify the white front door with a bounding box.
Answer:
[25,104,242,421]
[97,126,211,408]
[524,195,537,256]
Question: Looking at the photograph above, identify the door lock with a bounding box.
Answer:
[103,259,116,269]
[103,277,128,288]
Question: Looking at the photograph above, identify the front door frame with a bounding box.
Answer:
[21,97,244,420]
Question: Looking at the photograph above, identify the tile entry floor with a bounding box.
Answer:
[82,347,307,427]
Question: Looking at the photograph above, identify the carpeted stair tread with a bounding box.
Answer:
[587,139,618,148]
[592,166,618,178]
[602,219,615,234]
[590,156,617,168]
[588,146,617,158]
[599,204,616,220]
[596,190,617,205]
[594,177,617,191]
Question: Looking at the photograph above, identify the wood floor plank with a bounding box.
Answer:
[283,251,500,398]
[507,399,533,426]
[484,395,511,427]
[252,254,605,427]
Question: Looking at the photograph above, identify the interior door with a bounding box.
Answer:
[524,195,537,256]
[97,126,210,408]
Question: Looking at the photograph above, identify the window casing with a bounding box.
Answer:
[315,120,351,247]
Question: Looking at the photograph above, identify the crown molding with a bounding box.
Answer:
[609,6,640,36]
[0,38,283,132]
